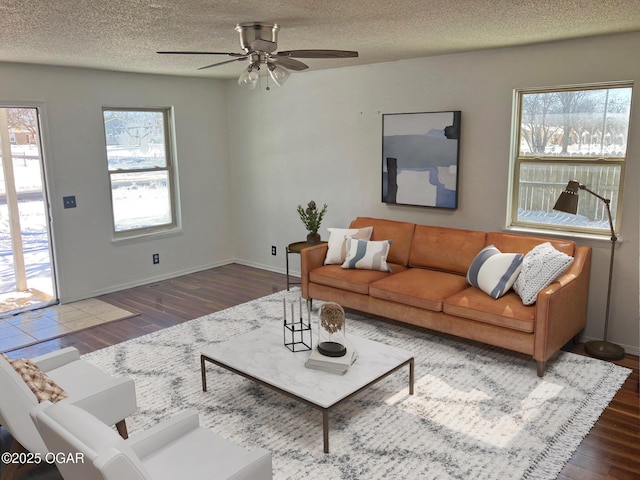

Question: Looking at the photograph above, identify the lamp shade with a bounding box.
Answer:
[238,65,260,89]
[553,180,581,214]
[267,63,290,86]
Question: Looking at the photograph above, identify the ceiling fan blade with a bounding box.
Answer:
[157,51,246,57]
[272,57,308,71]
[198,56,248,70]
[250,39,277,53]
[276,49,359,59]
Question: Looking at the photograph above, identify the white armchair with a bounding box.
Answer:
[0,347,137,480]
[31,402,273,480]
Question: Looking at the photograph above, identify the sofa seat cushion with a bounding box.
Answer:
[369,269,468,312]
[309,263,407,295]
[443,287,535,333]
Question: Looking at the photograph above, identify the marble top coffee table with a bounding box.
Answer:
[200,324,414,453]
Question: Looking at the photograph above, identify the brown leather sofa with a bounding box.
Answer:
[301,217,592,376]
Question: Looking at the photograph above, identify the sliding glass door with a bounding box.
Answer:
[0,106,57,317]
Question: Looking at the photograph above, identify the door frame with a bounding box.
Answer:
[0,101,59,310]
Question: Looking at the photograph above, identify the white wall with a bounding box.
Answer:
[0,63,234,302]
[227,32,640,354]
[0,33,637,354]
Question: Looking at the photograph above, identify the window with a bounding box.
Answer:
[102,108,178,237]
[510,83,632,235]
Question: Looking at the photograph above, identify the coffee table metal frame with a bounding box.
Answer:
[200,328,414,453]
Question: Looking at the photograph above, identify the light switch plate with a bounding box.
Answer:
[63,196,77,208]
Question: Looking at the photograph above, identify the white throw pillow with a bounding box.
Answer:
[324,227,373,265]
[341,238,392,272]
[513,242,574,305]
[467,245,523,299]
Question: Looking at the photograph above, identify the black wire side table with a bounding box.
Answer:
[286,241,327,290]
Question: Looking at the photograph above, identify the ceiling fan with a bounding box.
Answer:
[158,22,358,89]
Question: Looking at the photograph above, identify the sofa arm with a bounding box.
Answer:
[31,347,81,372]
[533,245,592,367]
[129,410,200,459]
[63,376,137,427]
[300,243,329,299]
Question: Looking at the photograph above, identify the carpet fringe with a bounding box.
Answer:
[523,361,631,479]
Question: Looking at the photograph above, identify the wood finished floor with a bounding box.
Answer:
[8,263,640,479]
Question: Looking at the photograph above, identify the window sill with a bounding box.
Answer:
[503,225,622,245]
[111,226,183,245]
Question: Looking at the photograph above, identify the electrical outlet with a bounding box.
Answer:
[271,246,277,256]
[152,253,160,264]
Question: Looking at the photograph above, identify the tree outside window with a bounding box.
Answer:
[511,84,632,234]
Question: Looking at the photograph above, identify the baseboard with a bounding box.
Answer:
[59,259,236,304]
[234,258,294,278]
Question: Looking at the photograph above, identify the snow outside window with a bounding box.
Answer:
[102,108,178,238]
[509,83,632,236]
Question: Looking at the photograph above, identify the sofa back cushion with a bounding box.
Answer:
[349,217,416,266]
[409,225,487,275]
[485,232,576,257]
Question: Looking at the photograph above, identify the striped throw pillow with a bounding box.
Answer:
[324,226,374,264]
[467,245,524,299]
[342,238,392,272]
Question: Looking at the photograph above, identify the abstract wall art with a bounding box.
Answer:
[382,111,461,209]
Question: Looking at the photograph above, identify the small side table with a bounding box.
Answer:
[286,241,327,290]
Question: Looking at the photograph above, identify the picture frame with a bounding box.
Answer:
[382,111,461,209]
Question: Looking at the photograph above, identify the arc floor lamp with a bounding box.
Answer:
[553,180,625,360]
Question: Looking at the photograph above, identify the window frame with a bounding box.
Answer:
[508,82,632,237]
[102,106,180,240]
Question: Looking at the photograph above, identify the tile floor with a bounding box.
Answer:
[0,298,135,353]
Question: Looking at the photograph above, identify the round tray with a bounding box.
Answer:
[318,341,347,357]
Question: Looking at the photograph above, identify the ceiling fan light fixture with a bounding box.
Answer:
[158,22,359,89]
[267,63,290,86]
[238,64,260,89]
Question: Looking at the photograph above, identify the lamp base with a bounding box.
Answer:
[584,340,625,361]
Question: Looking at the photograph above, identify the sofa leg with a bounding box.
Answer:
[536,361,546,377]
[116,419,128,439]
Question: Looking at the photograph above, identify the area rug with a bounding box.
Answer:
[82,289,630,480]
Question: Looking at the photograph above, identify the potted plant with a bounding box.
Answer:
[297,200,328,245]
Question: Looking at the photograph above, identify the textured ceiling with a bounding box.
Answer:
[1,0,640,79]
